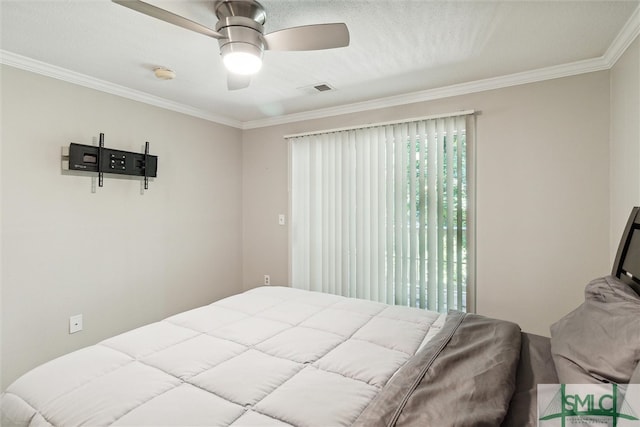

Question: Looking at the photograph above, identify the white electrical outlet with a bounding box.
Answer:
[69,314,83,334]
[264,275,271,285]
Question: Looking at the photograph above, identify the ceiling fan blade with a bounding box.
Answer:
[264,23,349,51]
[112,0,224,39]
[227,73,252,91]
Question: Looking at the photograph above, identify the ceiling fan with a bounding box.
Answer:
[112,0,350,90]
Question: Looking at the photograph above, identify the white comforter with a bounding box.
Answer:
[1,286,445,427]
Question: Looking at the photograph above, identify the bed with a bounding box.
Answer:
[2,207,639,427]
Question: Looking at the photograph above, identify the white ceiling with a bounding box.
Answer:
[1,0,639,128]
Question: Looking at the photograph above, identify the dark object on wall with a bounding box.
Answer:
[63,133,158,189]
[612,206,640,296]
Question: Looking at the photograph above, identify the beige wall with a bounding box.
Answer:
[243,71,611,337]
[1,65,244,389]
[610,36,640,260]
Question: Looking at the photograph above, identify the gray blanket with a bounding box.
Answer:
[353,311,522,427]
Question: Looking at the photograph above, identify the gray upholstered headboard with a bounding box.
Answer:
[612,206,640,296]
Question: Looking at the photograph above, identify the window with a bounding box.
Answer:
[288,112,474,312]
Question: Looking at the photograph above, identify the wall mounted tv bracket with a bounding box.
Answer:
[62,133,158,189]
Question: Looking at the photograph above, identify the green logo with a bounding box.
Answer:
[539,384,639,427]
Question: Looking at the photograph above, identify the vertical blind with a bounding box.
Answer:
[289,113,472,312]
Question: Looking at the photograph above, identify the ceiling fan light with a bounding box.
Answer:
[221,42,263,76]
[223,51,262,75]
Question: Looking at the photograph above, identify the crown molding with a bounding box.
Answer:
[241,57,610,129]
[0,50,243,129]
[603,4,640,68]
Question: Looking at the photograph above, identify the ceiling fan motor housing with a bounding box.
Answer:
[214,0,266,59]
[214,0,266,24]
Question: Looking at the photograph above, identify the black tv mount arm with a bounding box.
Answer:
[63,133,158,189]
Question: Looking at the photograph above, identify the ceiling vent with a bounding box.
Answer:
[313,83,334,92]
[299,82,335,94]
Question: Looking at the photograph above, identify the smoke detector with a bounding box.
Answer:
[153,67,176,80]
